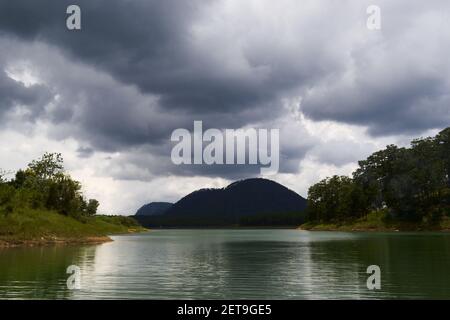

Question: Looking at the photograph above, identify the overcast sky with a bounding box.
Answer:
[0,0,449,214]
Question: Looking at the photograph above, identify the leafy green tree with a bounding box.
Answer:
[0,169,6,184]
[1,153,100,221]
[307,175,367,222]
[0,183,15,207]
[435,128,450,215]
[86,199,100,216]
[12,170,28,188]
[28,152,64,181]
[46,172,83,216]
[307,127,450,224]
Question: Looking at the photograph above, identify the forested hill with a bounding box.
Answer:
[0,153,143,246]
[135,178,307,227]
[305,127,450,228]
[136,202,173,216]
[167,178,306,217]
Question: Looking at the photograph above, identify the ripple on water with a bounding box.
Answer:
[1,230,450,299]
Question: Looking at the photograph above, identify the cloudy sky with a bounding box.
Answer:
[0,0,449,214]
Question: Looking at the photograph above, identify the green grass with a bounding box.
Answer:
[300,211,450,232]
[0,207,146,244]
[440,216,450,230]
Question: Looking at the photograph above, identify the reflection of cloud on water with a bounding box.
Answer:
[4,231,450,299]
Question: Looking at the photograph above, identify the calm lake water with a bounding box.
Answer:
[1,229,450,299]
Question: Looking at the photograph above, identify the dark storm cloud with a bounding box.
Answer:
[0,0,294,115]
[302,63,450,136]
[0,70,52,119]
[0,0,449,180]
[76,146,94,158]
[0,0,299,163]
[298,0,450,136]
[0,0,447,136]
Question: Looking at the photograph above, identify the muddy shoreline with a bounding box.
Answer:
[0,236,113,248]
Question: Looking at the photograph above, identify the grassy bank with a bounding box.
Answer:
[299,211,450,232]
[0,208,147,247]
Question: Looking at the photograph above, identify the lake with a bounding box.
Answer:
[1,229,449,299]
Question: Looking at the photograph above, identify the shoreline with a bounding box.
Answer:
[0,228,149,248]
[146,226,299,229]
[3,223,450,248]
[0,236,113,248]
[298,214,450,232]
[298,223,450,233]
[0,208,148,248]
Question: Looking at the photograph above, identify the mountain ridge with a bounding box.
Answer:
[135,202,173,216]
[135,178,307,227]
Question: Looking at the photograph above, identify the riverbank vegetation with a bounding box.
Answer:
[302,127,450,230]
[0,153,144,246]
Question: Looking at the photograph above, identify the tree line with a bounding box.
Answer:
[306,127,450,224]
[0,153,99,221]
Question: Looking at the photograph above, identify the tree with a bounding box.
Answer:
[307,175,367,222]
[435,128,450,213]
[46,173,83,216]
[0,180,15,207]
[1,152,102,220]
[28,152,64,181]
[0,169,6,184]
[306,127,450,224]
[12,170,28,188]
[86,199,100,216]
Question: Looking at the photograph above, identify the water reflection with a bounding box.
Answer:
[1,230,449,299]
[0,245,96,299]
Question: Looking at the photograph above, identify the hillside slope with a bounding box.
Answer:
[0,208,145,247]
[136,202,173,216]
[136,178,307,227]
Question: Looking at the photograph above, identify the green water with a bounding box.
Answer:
[1,229,449,299]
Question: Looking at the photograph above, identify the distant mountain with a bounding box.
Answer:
[135,202,173,216]
[166,178,306,216]
[135,178,307,227]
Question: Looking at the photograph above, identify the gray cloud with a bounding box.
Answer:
[0,70,51,119]
[309,139,377,167]
[76,146,94,158]
[0,0,449,181]
[0,0,283,114]
[302,50,450,136]
[300,0,450,135]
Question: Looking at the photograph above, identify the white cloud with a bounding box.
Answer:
[0,0,448,214]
